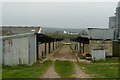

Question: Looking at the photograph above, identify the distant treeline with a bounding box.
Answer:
[42,27,84,33]
[45,32,78,39]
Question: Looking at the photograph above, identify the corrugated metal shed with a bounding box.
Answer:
[81,28,114,40]
[0,33,37,65]
[0,32,63,65]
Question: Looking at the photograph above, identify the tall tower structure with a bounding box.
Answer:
[116,1,120,38]
[109,16,116,29]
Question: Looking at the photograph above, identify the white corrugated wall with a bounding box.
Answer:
[29,35,37,65]
[3,37,29,65]
[2,34,37,65]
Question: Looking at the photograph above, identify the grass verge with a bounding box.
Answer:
[77,62,118,78]
[91,59,119,63]
[55,60,75,78]
[2,60,52,78]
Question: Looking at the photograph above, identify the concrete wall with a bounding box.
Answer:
[84,44,89,53]
[70,42,80,53]
[87,40,113,56]
[1,34,37,65]
[38,43,45,58]
[38,41,63,58]
[71,40,112,56]
[46,43,49,55]
[70,42,76,50]
[50,42,53,53]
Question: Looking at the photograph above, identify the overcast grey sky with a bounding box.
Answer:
[2,2,118,28]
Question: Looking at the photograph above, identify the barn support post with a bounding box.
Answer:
[48,42,51,53]
[79,39,81,54]
[83,43,84,53]
[36,34,39,60]
[81,43,83,54]
[45,40,47,57]
[53,39,54,51]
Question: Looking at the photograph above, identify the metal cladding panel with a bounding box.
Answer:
[92,49,105,60]
[3,39,13,65]
[3,36,29,65]
[29,35,37,65]
[12,38,20,65]
[88,29,114,39]
[18,37,29,65]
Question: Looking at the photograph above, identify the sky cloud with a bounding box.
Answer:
[2,2,118,28]
[2,0,120,2]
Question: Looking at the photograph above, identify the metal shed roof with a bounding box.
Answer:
[80,28,114,40]
[1,26,42,36]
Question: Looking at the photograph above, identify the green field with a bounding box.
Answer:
[2,60,52,78]
[55,60,75,78]
[77,62,118,78]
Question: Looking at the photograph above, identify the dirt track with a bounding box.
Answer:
[47,45,77,61]
[40,45,91,78]
[41,62,60,78]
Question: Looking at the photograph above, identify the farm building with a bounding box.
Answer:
[0,33,63,65]
[36,34,63,59]
[0,33,37,65]
[0,26,63,65]
[71,28,115,57]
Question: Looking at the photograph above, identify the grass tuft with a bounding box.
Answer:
[55,60,75,78]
